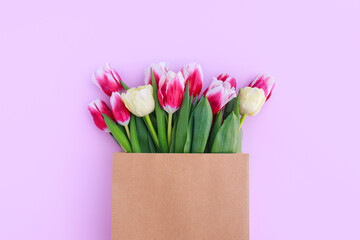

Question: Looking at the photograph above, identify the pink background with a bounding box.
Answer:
[1,0,359,239]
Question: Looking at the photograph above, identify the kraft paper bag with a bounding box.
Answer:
[112,153,249,240]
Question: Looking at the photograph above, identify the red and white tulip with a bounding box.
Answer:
[205,77,237,114]
[181,63,203,97]
[88,99,115,132]
[158,71,185,114]
[92,63,125,96]
[144,62,170,86]
[248,74,275,101]
[110,92,130,126]
[217,73,237,89]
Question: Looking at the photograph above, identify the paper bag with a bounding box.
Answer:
[112,153,249,240]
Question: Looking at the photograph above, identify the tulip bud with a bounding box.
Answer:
[88,99,114,132]
[181,63,203,97]
[248,74,275,101]
[110,92,130,126]
[158,71,185,114]
[121,85,155,117]
[205,77,237,114]
[92,63,125,96]
[144,62,170,86]
[217,73,237,89]
[239,87,266,116]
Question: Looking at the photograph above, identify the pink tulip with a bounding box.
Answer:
[217,73,237,89]
[92,63,125,96]
[110,92,130,126]
[248,74,275,101]
[181,63,203,97]
[158,71,185,114]
[88,99,115,132]
[205,77,237,114]
[144,62,170,86]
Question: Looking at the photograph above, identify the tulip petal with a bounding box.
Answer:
[110,92,130,126]
[144,62,170,85]
[205,78,236,114]
[249,74,275,101]
[88,99,114,132]
[181,63,203,97]
[158,71,185,114]
[92,64,125,96]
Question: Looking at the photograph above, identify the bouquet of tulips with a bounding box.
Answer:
[88,63,275,153]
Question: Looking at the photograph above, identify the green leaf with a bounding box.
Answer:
[234,89,241,118]
[211,113,240,153]
[103,114,132,153]
[207,109,223,152]
[130,116,141,153]
[120,81,130,90]
[234,127,242,153]
[191,97,213,153]
[151,68,169,153]
[148,132,157,153]
[169,115,178,153]
[149,112,157,131]
[110,133,126,151]
[183,111,194,153]
[224,98,236,119]
[135,116,150,153]
[174,82,190,153]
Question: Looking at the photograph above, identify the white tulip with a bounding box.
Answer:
[121,85,155,117]
[239,87,266,116]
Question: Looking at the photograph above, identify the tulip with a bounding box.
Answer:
[181,63,203,97]
[158,71,185,146]
[92,63,125,96]
[239,87,266,117]
[121,85,155,117]
[88,99,114,132]
[144,62,170,86]
[217,73,237,89]
[121,84,159,148]
[205,77,237,114]
[158,71,185,114]
[110,92,131,139]
[248,74,275,101]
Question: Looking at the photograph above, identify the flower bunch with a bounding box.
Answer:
[89,63,275,153]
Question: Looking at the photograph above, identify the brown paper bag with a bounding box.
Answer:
[112,153,249,240]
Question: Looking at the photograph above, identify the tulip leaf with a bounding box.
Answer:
[151,68,169,153]
[110,133,126,152]
[148,131,157,153]
[224,98,236,119]
[211,112,240,153]
[149,112,157,131]
[116,123,127,137]
[103,114,132,153]
[169,115,178,153]
[120,81,130,90]
[183,110,194,153]
[135,116,150,153]
[234,127,242,153]
[129,116,141,153]
[174,82,190,153]
[191,97,213,153]
[234,88,241,118]
[207,109,223,152]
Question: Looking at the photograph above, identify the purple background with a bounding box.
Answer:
[1,0,359,239]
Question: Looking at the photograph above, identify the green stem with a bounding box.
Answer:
[238,114,247,131]
[124,125,131,141]
[144,114,160,148]
[167,113,173,147]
